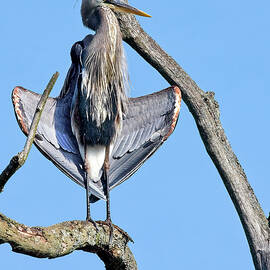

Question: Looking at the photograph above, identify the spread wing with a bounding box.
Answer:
[12,36,181,202]
[12,85,181,202]
[12,37,105,200]
[108,86,181,190]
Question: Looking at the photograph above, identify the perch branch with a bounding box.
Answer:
[0,213,136,270]
[115,2,270,269]
[0,72,59,192]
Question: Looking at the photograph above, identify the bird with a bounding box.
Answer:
[72,0,152,225]
[12,0,181,231]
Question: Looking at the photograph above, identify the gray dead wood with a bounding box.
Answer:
[115,1,270,269]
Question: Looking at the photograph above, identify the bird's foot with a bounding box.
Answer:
[86,217,99,231]
[105,218,114,244]
[97,218,114,244]
[96,220,134,244]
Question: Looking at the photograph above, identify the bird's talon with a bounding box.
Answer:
[86,218,99,231]
[104,219,114,244]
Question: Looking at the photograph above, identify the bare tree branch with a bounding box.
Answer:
[0,72,59,193]
[115,3,270,269]
[1,2,270,269]
[0,213,136,270]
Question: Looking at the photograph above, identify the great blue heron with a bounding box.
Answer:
[12,0,181,231]
[73,0,151,225]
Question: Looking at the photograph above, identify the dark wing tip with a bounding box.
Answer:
[163,86,181,141]
[12,86,29,135]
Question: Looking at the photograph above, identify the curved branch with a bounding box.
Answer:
[0,213,136,270]
[115,2,270,269]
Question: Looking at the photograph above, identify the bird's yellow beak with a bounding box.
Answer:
[104,0,151,18]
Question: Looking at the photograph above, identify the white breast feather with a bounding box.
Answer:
[85,145,106,182]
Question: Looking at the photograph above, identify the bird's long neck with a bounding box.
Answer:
[81,7,128,128]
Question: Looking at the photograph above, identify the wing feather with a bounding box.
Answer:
[12,84,181,202]
[107,86,181,191]
[11,36,181,203]
[12,86,106,200]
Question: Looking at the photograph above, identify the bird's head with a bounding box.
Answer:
[81,0,151,30]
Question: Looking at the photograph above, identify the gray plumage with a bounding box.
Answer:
[11,0,181,220]
[12,39,181,200]
[78,8,128,127]
[71,5,129,188]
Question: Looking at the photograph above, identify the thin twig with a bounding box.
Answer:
[0,72,59,192]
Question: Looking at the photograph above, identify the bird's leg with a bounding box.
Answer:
[85,171,91,221]
[104,145,111,222]
[85,159,98,230]
[104,145,114,242]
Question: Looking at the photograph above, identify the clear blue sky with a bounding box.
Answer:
[1,0,270,269]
